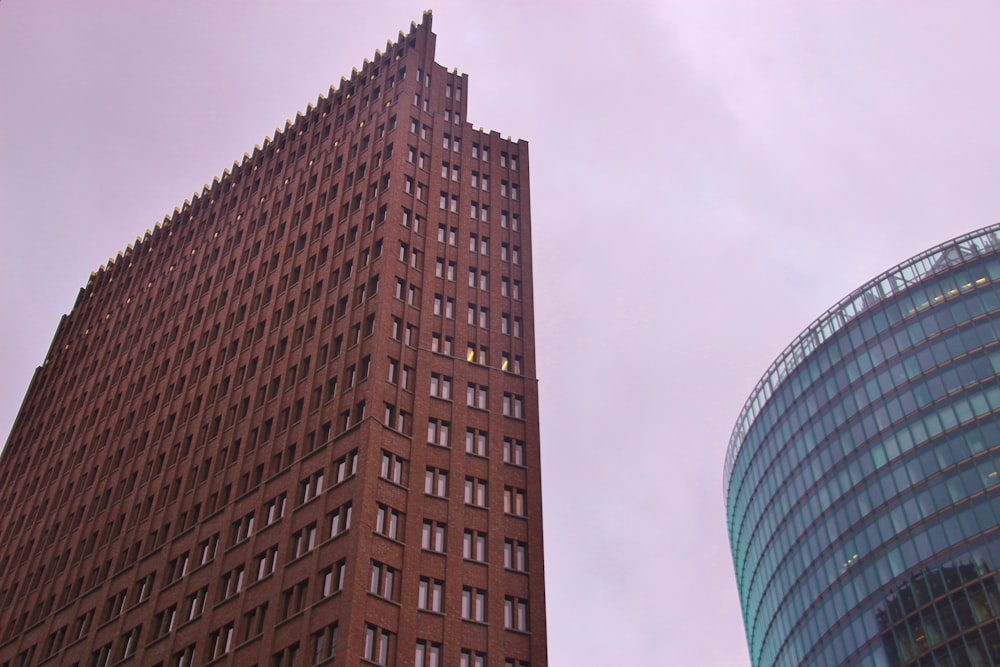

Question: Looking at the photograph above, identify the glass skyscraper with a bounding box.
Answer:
[726,225,1000,666]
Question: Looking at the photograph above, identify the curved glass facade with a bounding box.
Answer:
[726,225,1000,666]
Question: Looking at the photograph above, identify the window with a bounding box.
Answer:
[501,277,510,297]
[153,605,176,639]
[505,597,529,631]
[466,383,488,409]
[427,418,450,447]
[279,580,309,622]
[240,602,268,643]
[320,560,346,597]
[329,501,353,538]
[220,565,246,601]
[466,429,488,457]
[370,561,398,600]
[504,487,527,516]
[505,539,528,572]
[230,512,255,546]
[418,577,444,612]
[380,451,405,485]
[172,643,196,667]
[209,623,234,660]
[102,589,127,622]
[421,520,446,552]
[464,477,488,507]
[272,641,301,667]
[311,623,339,663]
[461,650,487,667]
[292,523,318,559]
[184,587,208,622]
[502,313,511,335]
[415,640,442,667]
[462,587,487,622]
[430,373,452,399]
[431,333,454,355]
[424,467,448,497]
[375,503,401,540]
[119,625,142,660]
[363,625,393,666]
[463,529,487,562]
[503,393,524,418]
[254,545,279,581]
[133,572,155,604]
[334,449,358,483]
[514,317,522,338]
[264,493,287,525]
[504,437,525,466]
[299,468,324,504]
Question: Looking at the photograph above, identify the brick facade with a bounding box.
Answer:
[0,13,546,667]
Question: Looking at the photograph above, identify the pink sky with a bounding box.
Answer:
[4,2,1000,665]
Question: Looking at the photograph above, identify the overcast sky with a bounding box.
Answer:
[4,2,1000,665]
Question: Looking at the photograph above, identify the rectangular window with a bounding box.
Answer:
[427,419,450,447]
[504,487,527,516]
[370,561,398,600]
[334,449,358,483]
[230,512,255,546]
[503,437,525,466]
[320,560,346,597]
[418,577,444,612]
[430,373,452,399]
[264,493,287,525]
[208,623,233,660]
[299,468,324,504]
[254,545,279,581]
[503,393,524,418]
[380,451,405,485]
[463,529,487,562]
[424,467,448,497]
[291,523,317,559]
[279,580,309,620]
[466,429,488,457]
[415,640,442,667]
[504,597,529,631]
[240,602,267,643]
[375,503,401,540]
[505,539,528,572]
[421,520,446,552]
[329,501,353,538]
[363,624,392,665]
[462,587,487,622]
[461,650,487,667]
[311,623,338,663]
[464,477,487,507]
[466,383,488,409]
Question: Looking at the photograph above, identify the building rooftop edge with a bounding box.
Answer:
[86,12,435,285]
[724,222,1000,502]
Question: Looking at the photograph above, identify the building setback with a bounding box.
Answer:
[0,13,546,667]
[726,225,1000,666]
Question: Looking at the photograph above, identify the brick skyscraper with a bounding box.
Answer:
[0,13,546,667]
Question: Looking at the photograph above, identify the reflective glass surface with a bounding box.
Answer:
[727,225,1000,666]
